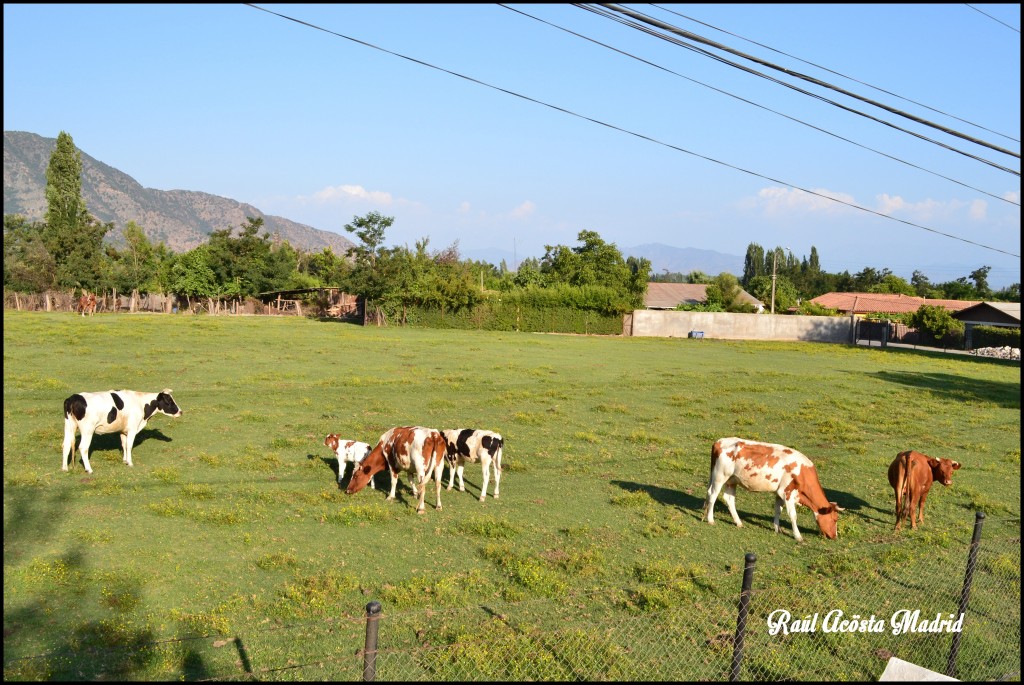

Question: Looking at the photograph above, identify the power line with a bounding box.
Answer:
[650,3,1020,144]
[594,3,1021,163]
[501,4,1017,206]
[243,4,1019,259]
[965,4,1021,33]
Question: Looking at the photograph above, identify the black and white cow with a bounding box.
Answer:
[62,389,182,473]
[441,429,503,502]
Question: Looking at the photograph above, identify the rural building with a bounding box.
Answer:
[809,292,979,317]
[953,301,1021,350]
[644,282,764,312]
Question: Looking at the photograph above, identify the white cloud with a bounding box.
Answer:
[745,186,855,215]
[509,200,536,219]
[308,184,393,205]
[457,201,471,214]
[968,199,987,221]
[1004,190,1019,203]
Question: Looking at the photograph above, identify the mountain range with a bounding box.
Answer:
[5,130,744,275]
[3,130,354,255]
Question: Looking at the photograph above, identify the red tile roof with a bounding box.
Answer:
[810,292,980,315]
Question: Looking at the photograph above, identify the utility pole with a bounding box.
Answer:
[770,247,789,315]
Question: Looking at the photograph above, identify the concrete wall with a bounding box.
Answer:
[629,310,856,344]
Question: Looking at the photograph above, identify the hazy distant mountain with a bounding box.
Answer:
[623,243,744,278]
[3,130,354,255]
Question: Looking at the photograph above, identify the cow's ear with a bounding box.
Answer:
[928,458,940,468]
[952,461,962,470]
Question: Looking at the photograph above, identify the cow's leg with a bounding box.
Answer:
[432,460,444,510]
[387,469,399,501]
[722,484,742,528]
[78,429,95,474]
[703,478,724,524]
[414,467,428,514]
[369,471,376,490]
[773,496,783,534]
[917,490,928,528]
[122,431,138,466]
[62,420,77,471]
[478,455,491,502]
[445,461,455,490]
[337,460,347,485]
[785,497,803,542]
[492,450,501,499]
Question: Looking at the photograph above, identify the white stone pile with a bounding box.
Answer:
[971,346,1021,360]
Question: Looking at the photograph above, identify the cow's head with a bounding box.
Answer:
[813,502,844,539]
[324,433,340,451]
[928,457,961,486]
[147,389,182,419]
[346,441,389,494]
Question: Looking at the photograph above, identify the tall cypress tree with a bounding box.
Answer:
[43,131,109,288]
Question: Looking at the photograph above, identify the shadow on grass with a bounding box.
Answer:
[869,370,1020,409]
[66,427,174,462]
[308,453,415,506]
[610,479,705,513]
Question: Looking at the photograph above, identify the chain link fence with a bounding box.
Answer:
[4,514,1018,681]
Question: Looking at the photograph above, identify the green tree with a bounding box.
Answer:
[204,217,296,297]
[907,304,964,347]
[748,274,797,313]
[171,246,218,306]
[3,214,56,292]
[343,211,396,303]
[867,274,916,295]
[969,266,992,299]
[42,131,110,290]
[705,272,756,313]
[742,243,765,287]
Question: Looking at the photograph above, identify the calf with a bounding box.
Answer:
[702,437,843,541]
[346,426,447,514]
[323,434,374,489]
[441,428,503,501]
[888,450,961,531]
[62,389,182,473]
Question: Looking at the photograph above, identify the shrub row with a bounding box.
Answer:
[971,325,1020,350]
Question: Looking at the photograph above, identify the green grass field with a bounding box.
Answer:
[3,311,1020,680]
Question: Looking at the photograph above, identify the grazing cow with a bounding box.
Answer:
[441,428,503,501]
[346,426,447,514]
[323,434,374,489]
[62,389,182,473]
[703,437,843,541]
[79,293,97,316]
[888,450,961,531]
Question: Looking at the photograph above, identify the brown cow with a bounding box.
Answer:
[79,293,97,316]
[888,450,961,531]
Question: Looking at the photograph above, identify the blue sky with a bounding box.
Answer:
[4,4,1020,288]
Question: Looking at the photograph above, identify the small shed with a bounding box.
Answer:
[256,288,359,317]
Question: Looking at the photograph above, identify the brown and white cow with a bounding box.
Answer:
[702,437,843,541]
[323,434,374,489]
[345,426,447,514]
[441,428,503,501]
[888,450,961,531]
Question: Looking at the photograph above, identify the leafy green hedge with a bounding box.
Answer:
[402,301,623,334]
[971,325,1021,349]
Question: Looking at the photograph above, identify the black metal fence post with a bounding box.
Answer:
[947,512,985,679]
[730,552,757,681]
[363,600,382,682]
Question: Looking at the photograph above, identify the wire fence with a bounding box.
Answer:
[4,514,1019,681]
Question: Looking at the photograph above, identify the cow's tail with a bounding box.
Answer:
[898,451,913,526]
[703,441,723,518]
[494,436,503,473]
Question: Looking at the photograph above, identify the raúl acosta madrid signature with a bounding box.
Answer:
[767,609,964,636]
